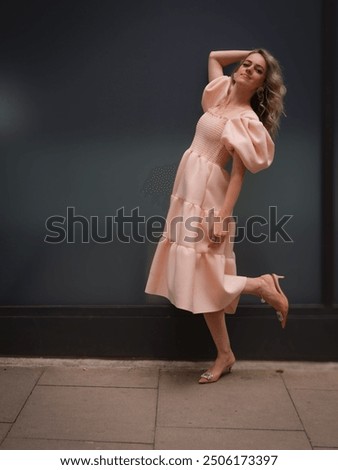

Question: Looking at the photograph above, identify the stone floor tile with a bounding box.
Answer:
[1,437,152,450]
[157,369,302,430]
[0,423,11,443]
[8,385,157,444]
[39,367,158,388]
[288,389,338,448]
[283,369,338,391]
[155,427,312,450]
[0,367,42,422]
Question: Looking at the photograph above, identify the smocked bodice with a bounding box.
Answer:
[189,110,231,168]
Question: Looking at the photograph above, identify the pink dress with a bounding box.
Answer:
[145,75,275,314]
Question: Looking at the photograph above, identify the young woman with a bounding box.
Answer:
[145,49,288,384]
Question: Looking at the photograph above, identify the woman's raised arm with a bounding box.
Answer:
[208,50,252,82]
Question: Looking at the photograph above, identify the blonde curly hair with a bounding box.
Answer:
[232,48,287,138]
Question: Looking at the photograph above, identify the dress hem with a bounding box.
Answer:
[144,282,246,315]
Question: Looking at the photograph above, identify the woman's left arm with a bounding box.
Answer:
[213,155,246,238]
[221,154,246,216]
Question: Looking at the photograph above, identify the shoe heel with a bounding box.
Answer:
[272,274,285,294]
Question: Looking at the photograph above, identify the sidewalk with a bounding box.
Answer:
[0,358,337,450]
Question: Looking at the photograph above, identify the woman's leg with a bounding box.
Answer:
[242,276,263,296]
[199,310,235,383]
[200,274,289,383]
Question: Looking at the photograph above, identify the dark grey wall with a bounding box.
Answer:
[0,0,324,309]
[335,0,338,304]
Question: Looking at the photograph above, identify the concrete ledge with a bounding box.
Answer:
[1,305,338,361]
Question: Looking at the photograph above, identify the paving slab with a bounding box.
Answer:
[283,369,338,391]
[155,427,312,450]
[1,438,152,450]
[157,369,302,430]
[39,366,159,388]
[0,423,11,443]
[0,367,42,422]
[288,389,338,448]
[8,385,157,444]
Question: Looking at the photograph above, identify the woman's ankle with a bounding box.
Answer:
[243,276,263,297]
[217,350,235,362]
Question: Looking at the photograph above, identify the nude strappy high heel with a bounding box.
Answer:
[198,360,235,384]
[260,273,289,329]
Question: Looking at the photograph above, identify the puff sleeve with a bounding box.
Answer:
[201,75,231,112]
[221,116,275,173]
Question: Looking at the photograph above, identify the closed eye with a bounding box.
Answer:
[243,61,265,74]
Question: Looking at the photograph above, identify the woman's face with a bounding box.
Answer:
[234,52,267,91]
